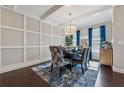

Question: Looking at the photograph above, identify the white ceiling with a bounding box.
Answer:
[17,5,54,17]
[74,8,112,28]
[46,5,112,25]
[7,5,113,28]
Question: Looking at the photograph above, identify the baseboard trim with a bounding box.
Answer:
[0,57,51,74]
[112,66,124,74]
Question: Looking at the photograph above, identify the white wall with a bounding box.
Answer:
[0,6,65,73]
[113,6,124,73]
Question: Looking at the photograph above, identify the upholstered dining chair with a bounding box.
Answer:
[49,46,71,77]
[86,47,91,66]
[71,48,89,74]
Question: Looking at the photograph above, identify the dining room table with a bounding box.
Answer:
[62,47,82,61]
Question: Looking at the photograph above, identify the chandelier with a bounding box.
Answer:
[65,13,76,35]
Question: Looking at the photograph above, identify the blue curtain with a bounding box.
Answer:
[88,28,92,60]
[76,30,80,46]
[100,25,106,47]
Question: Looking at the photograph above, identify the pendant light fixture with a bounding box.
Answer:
[65,13,76,35]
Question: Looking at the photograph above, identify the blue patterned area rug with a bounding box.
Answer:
[32,62,99,87]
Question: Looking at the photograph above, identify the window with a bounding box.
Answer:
[92,28,100,60]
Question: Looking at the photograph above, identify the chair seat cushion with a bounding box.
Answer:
[72,57,81,61]
[63,59,71,65]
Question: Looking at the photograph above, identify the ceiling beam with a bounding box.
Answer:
[40,5,63,20]
[4,5,18,9]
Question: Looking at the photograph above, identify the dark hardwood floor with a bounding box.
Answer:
[0,66,48,87]
[95,65,124,87]
[0,64,124,87]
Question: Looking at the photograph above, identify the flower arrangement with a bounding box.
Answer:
[101,41,112,48]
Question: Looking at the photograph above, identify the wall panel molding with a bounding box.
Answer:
[0,58,51,74]
[0,6,65,73]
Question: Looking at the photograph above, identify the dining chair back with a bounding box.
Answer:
[86,47,91,65]
[49,46,63,65]
[49,46,71,77]
[81,48,89,64]
[71,48,88,74]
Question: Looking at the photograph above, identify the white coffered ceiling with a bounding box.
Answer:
[5,5,113,28]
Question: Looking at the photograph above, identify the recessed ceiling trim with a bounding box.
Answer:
[59,5,112,26]
[40,5,63,20]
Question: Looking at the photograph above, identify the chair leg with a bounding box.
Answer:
[81,64,84,74]
[84,62,88,71]
[71,60,74,67]
[69,64,72,72]
[50,63,53,72]
[59,67,63,77]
